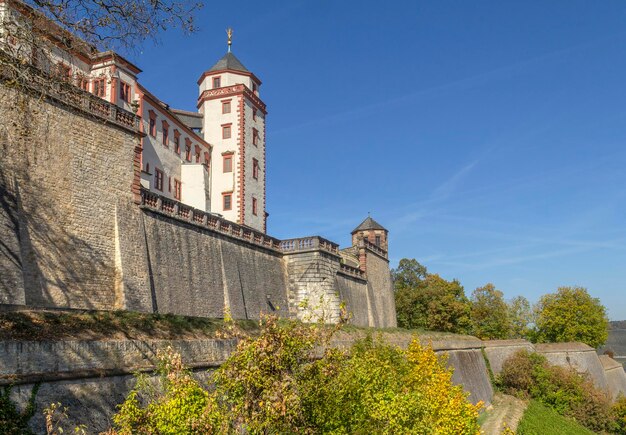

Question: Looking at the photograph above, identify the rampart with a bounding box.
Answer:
[0,72,397,327]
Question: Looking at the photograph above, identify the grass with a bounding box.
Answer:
[0,310,259,341]
[517,400,594,435]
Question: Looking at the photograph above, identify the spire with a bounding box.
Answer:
[226,27,233,53]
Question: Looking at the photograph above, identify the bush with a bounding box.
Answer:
[112,316,482,434]
[614,396,626,435]
[498,350,614,432]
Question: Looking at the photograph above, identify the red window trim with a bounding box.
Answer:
[252,196,258,216]
[119,81,131,103]
[223,154,233,173]
[154,168,164,191]
[252,158,259,180]
[184,138,192,162]
[252,128,259,146]
[212,76,221,89]
[222,123,232,139]
[222,192,233,211]
[174,179,182,200]
[221,99,232,114]
[148,110,157,138]
[173,130,180,154]
[162,120,169,147]
[92,77,106,97]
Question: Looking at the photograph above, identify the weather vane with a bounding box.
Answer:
[226,27,233,52]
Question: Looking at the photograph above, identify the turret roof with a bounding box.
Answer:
[208,52,249,73]
[351,217,387,234]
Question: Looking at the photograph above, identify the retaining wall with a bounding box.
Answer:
[599,354,626,400]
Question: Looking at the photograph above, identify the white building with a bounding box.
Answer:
[0,0,267,231]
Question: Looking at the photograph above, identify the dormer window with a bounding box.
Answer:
[213,77,221,88]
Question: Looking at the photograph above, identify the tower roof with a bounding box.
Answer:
[208,52,249,73]
[351,217,387,234]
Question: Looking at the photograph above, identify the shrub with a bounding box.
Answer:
[614,396,626,435]
[498,350,614,432]
[112,315,482,434]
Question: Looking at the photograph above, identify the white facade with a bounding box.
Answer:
[198,64,267,232]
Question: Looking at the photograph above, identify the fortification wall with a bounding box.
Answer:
[483,339,535,375]
[0,84,139,310]
[536,342,609,392]
[364,248,397,327]
[335,273,369,327]
[599,354,626,400]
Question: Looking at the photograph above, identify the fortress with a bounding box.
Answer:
[0,0,397,327]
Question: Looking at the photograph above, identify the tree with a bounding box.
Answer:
[393,259,471,333]
[507,295,533,339]
[469,283,510,340]
[534,286,609,348]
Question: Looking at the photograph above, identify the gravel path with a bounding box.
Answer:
[480,393,528,434]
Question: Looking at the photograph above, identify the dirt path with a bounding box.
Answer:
[480,393,528,434]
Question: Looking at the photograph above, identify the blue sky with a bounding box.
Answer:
[127,1,626,320]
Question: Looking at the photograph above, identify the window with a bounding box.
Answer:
[223,154,233,173]
[375,235,381,246]
[252,128,259,146]
[168,176,172,192]
[174,179,181,200]
[252,158,259,180]
[212,77,221,88]
[174,131,180,154]
[252,82,258,95]
[252,197,258,216]
[204,152,210,167]
[162,121,169,147]
[252,109,257,121]
[222,100,231,114]
[148,111,156,137]
[195,145,201,163]
[154,168,164,191]
[119,82,131,103]
[223,193,232,211]
[222,124,231,139]
[184,138,192,161]
[93,78,106,97]
[77,75,89,91]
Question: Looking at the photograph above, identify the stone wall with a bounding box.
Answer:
[335,273,369,327]
[482,339,535,375]
[364,247,397,328]
[0,83,139,310]
[599,354,626,400]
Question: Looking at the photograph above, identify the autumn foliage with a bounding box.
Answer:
[111,316,481,434]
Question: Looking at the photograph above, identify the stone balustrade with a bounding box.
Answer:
[339,263,366,280]
[362,238,388,258]
[280,236,339,256]
[0,52,140,132]
[140,189,282,251]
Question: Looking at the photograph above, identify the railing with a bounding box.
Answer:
[139,189,282,251]
[339,263,365,279]
[197,84,267,113]
[0,51,140,132]
[280,236,339,256]
[363,239,388,258]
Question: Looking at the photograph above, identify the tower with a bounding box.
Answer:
[351,216,389,251]
[197,31,267,232]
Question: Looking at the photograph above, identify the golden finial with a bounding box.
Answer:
[226,28,233,52]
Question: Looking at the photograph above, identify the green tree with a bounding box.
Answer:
[469,284,510,340]
[508,295,533,339]
[393,259,471,333]
[534,287,609,348]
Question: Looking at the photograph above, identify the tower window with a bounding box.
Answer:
[375,235,381,246]
[252,158,259,180]
[252,128,259,146]
[252,197,258,216]
[252,109,257,121]
[222,124,232,139]
[154,168,164,191]
[222,100,231,114]
[119,82,131,103]
[212,77,221,88]
[223,193,232,211]
[223,154,233,173]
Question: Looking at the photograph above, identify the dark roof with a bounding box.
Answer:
[351,217,387,234]
[208,52,249,73]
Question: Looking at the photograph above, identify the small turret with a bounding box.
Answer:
[351,216,388,251]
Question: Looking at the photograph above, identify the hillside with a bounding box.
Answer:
[599,321,626,368]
